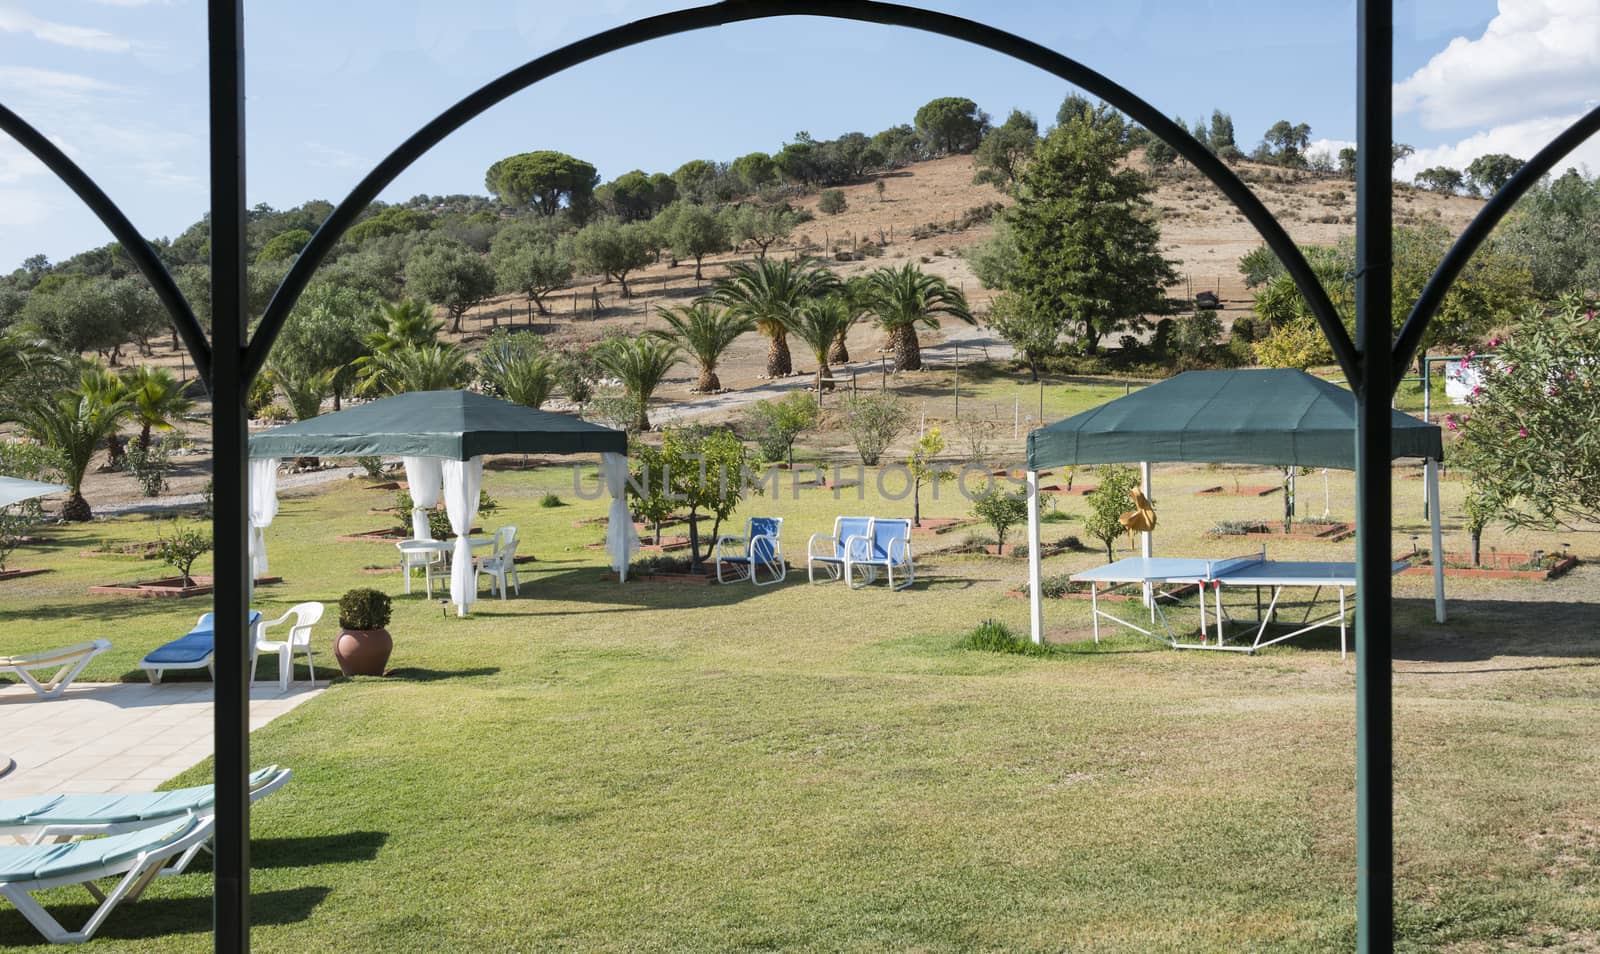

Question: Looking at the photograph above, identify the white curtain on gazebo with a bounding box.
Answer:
[602,452,638,582]
[442,456,484,615]
[402,456,443,540]
[248,457,279,578]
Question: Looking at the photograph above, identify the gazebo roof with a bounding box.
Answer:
[1025,368,1443,471]
[248,390,627,460]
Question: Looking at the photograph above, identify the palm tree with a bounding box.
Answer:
[650,303,754,393]
[358,343,474,397]
[120,365,195,451]
[786,297,853,393]
[478,332,556,409]
[708,256,837,378]
[270,362,336,420]
[16,386,131,521]
[355,298,443,392]
[595,336,680,432]
[866,262,975,371]
[830,275,874,364]
[366,298,443,353]
[78,366,131,471]
[0,330,70,418]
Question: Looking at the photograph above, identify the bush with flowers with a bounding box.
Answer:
[1451,294,1600,532]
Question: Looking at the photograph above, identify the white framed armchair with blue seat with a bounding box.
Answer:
[714,516,785,585]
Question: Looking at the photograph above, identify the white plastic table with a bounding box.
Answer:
[396,537,496,596]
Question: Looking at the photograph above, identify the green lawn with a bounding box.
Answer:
[1,458,1597,952]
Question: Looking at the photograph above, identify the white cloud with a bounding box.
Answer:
[1395,0,1600,130]
[303,141,367,171]
[1396,112,1600,181]
[0,66,123,104]
[0,5,131,52]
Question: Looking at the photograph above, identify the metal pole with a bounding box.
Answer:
[953,345,959,419]
[208,0,251,950]
[1354,1,1394,948]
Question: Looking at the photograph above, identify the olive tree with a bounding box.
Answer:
[404,239,495,333]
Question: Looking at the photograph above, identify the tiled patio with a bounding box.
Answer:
[0,682,320,797]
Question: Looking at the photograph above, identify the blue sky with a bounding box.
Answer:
[1,0,1597,272]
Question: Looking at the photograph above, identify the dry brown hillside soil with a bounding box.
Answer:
[47,152,1487,509]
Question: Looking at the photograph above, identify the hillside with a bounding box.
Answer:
[50,153,1492,510]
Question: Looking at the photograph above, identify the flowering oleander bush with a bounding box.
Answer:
[1451,295,1600,531]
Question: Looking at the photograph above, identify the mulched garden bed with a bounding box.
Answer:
[910,517,980,536]
[89,573,282,598]
[587,536,692,553]
[81,541,162,559]
[1209,521,1355,542]
[337,526,483,543]
[1396,551,1579,580]
[0,568,49,581]
[1196,485,1282,497]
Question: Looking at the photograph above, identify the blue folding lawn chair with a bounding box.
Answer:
[807,516,872,584]
[846,518,914,591]
[714,517,785,585]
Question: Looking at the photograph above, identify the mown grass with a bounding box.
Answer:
[1,457,1597,951]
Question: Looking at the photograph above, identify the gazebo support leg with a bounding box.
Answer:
[1026,470,1043,644]
[1427,458,1445,623]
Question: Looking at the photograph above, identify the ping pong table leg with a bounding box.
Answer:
[1339,587,1348,659]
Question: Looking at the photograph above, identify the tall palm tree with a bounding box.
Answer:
[120,365,195,451]
[708,256,837,378]
[16,386,131,521]
[478,332,556,409]
[0,330,70,418]
[650,303,754,393]
[866,262,975,371]
[358,343,474,397]
[830,275,875,364]
[595,336,680,432]
[786,297,853,393]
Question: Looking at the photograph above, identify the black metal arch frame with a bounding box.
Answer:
[1,2,1596,951]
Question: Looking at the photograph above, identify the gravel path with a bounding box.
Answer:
[94,466,363,516]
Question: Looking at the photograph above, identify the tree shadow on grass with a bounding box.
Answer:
[385,666,500,683]
[0,887,330,946]
[250,830,388,869]
[1393,597,1600,665]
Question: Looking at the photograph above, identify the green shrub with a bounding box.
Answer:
[959,618,1052,656]
[539,492,564,508]
[478,490,499,512]
[338,587,393,630]
[125,439,172,497]
[842,391,908,466]
[818,189,847,215]
[971,487,1028,554]
[355,456,386,479]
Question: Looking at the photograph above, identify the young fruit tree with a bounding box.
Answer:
[1083,465,1140,561]
[971,485,1028,555]
[906,427,954,528]
[1451,296,1600,532]
[158,521,212,587]
[627,426,759,568]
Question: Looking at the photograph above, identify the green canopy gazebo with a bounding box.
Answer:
[249,390,632,613]
[1022,369,1446,643]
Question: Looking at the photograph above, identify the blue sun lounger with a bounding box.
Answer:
[0,815,214,944]
[136,611,262,685]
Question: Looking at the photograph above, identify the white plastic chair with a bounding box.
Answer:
[254,602,323,691]
[396,540,446,597]
[476,529,521,599]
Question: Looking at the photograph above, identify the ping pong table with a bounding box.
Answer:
[1069,549,1409,657]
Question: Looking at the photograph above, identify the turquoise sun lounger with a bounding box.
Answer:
[0,766,290,849]
[0,814,214,944]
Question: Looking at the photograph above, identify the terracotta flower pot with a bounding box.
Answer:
[334,627,392,677]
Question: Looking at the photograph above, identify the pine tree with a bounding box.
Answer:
[1006,107,1178,353]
